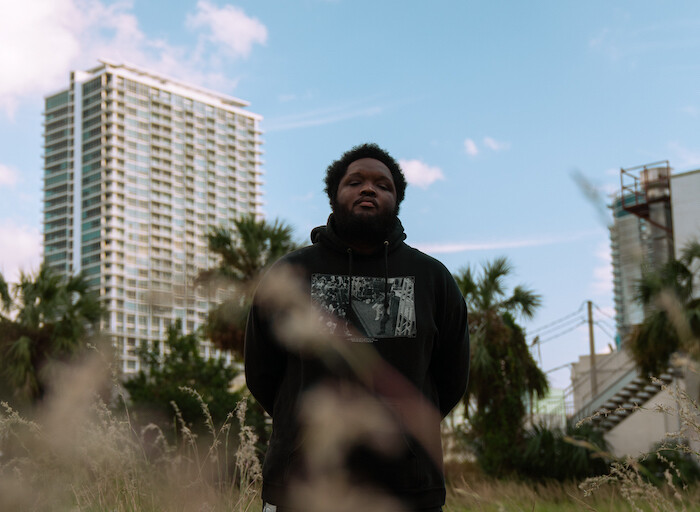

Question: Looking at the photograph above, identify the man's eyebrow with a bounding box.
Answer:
[342,170,362,180]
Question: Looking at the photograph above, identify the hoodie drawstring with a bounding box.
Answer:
[383,241,390,315]
[347,248,354,315]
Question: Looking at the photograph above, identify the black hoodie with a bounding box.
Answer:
[245,215,469,511]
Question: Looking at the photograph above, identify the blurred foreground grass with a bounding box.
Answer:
[2,351,699,511]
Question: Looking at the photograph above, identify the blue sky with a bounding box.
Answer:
[2,0,700,388]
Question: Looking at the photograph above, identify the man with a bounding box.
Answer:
[245,143,469,512]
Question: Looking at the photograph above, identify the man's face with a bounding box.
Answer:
[333,158,398,241]
[336,158,397,219]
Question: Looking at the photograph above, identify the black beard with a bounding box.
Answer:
[333,204,397,247]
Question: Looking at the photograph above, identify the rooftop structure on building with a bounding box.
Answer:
[42,61,264,374]
[609,161,674,341]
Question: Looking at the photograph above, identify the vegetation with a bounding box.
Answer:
[517,422,611,481]
[123,320,270,452]
[123,321,243,434]
[3,371,700,511]
[0,265,102,406]
[2,231,699,510]
[0,364,261,512]
[628,240,700,376]
[198,215,298,357]
[637,441,700,488]
[454,257,549,477]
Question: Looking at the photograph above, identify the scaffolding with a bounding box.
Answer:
[619,161,674,268]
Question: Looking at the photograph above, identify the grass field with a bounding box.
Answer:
[2,354,699,511]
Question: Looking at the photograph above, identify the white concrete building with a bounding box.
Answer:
[42,61,264,374]
[671,169,700,295]
[670,169,700,258]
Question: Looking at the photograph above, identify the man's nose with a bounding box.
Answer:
[360,183,376,195]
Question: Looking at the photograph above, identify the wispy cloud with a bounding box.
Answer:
[399,159,444,189]
[464,138,479,156]
[680,105,699,118]
[0,220,42,283]
[0,164,19,187]
[186,0,267,58]
[413,230,600,255]
[463,136,510,156]
[589,21,700,64]
[668,141,700,170]
[265,98,387,132]
[483,136,510,151]
[0,0,267,117]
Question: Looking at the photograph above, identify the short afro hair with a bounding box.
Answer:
[324,143,407,212]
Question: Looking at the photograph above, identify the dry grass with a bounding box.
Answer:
[0,352,261,512]
[2,352,700,511]
[2,266,699,511]
[445,477,700,511]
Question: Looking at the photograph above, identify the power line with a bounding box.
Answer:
[531,315,588,338]
[545,362,572,374]
[537,319,588,344]
[593,303,616,320]
[594,321,616,341]
[529,302,586,336]
[595,317,617,331]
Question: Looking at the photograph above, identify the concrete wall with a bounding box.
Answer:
[571,350,635,412]
[604,387,681,458]
[671,169,700,258]
[604,371,700,459]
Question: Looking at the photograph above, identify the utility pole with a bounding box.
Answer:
[587,300,598,398]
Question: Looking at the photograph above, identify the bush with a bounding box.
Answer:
[638,441,700,488]
[517,422,611,481]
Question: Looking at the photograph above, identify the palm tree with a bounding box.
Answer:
[627,240,700,376]
[0,265,103,404]
[198,215,298,357]
[454,257,548,476]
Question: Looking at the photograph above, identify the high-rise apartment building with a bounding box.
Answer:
[609,195,647,342]
[42,61,263,373]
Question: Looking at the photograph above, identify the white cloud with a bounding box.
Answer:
[483,136,510,152]
[464,136,509,156]
[0,164,19,187]
[399,159,444,189]
[413,230,600,255]
[0,0,267,117]
[0,0,83,116]
[187,0,268,59]
[0,220,42,283]
[464,138,479,156]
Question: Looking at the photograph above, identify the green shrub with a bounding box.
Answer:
[638,441,700,488]
[517,422,611,481]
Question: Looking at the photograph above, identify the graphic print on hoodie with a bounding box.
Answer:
[311,274,417,340]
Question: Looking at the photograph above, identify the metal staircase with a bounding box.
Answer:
[584,369,679,432]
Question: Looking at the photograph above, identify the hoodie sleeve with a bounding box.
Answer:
[244,295,287,417]
[430,270,470,418]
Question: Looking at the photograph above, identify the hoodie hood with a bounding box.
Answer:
[310,213,407,255]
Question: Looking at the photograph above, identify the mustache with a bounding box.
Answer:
[353,197,377,207]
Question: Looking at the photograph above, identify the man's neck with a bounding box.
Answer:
[342,237,385,255]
